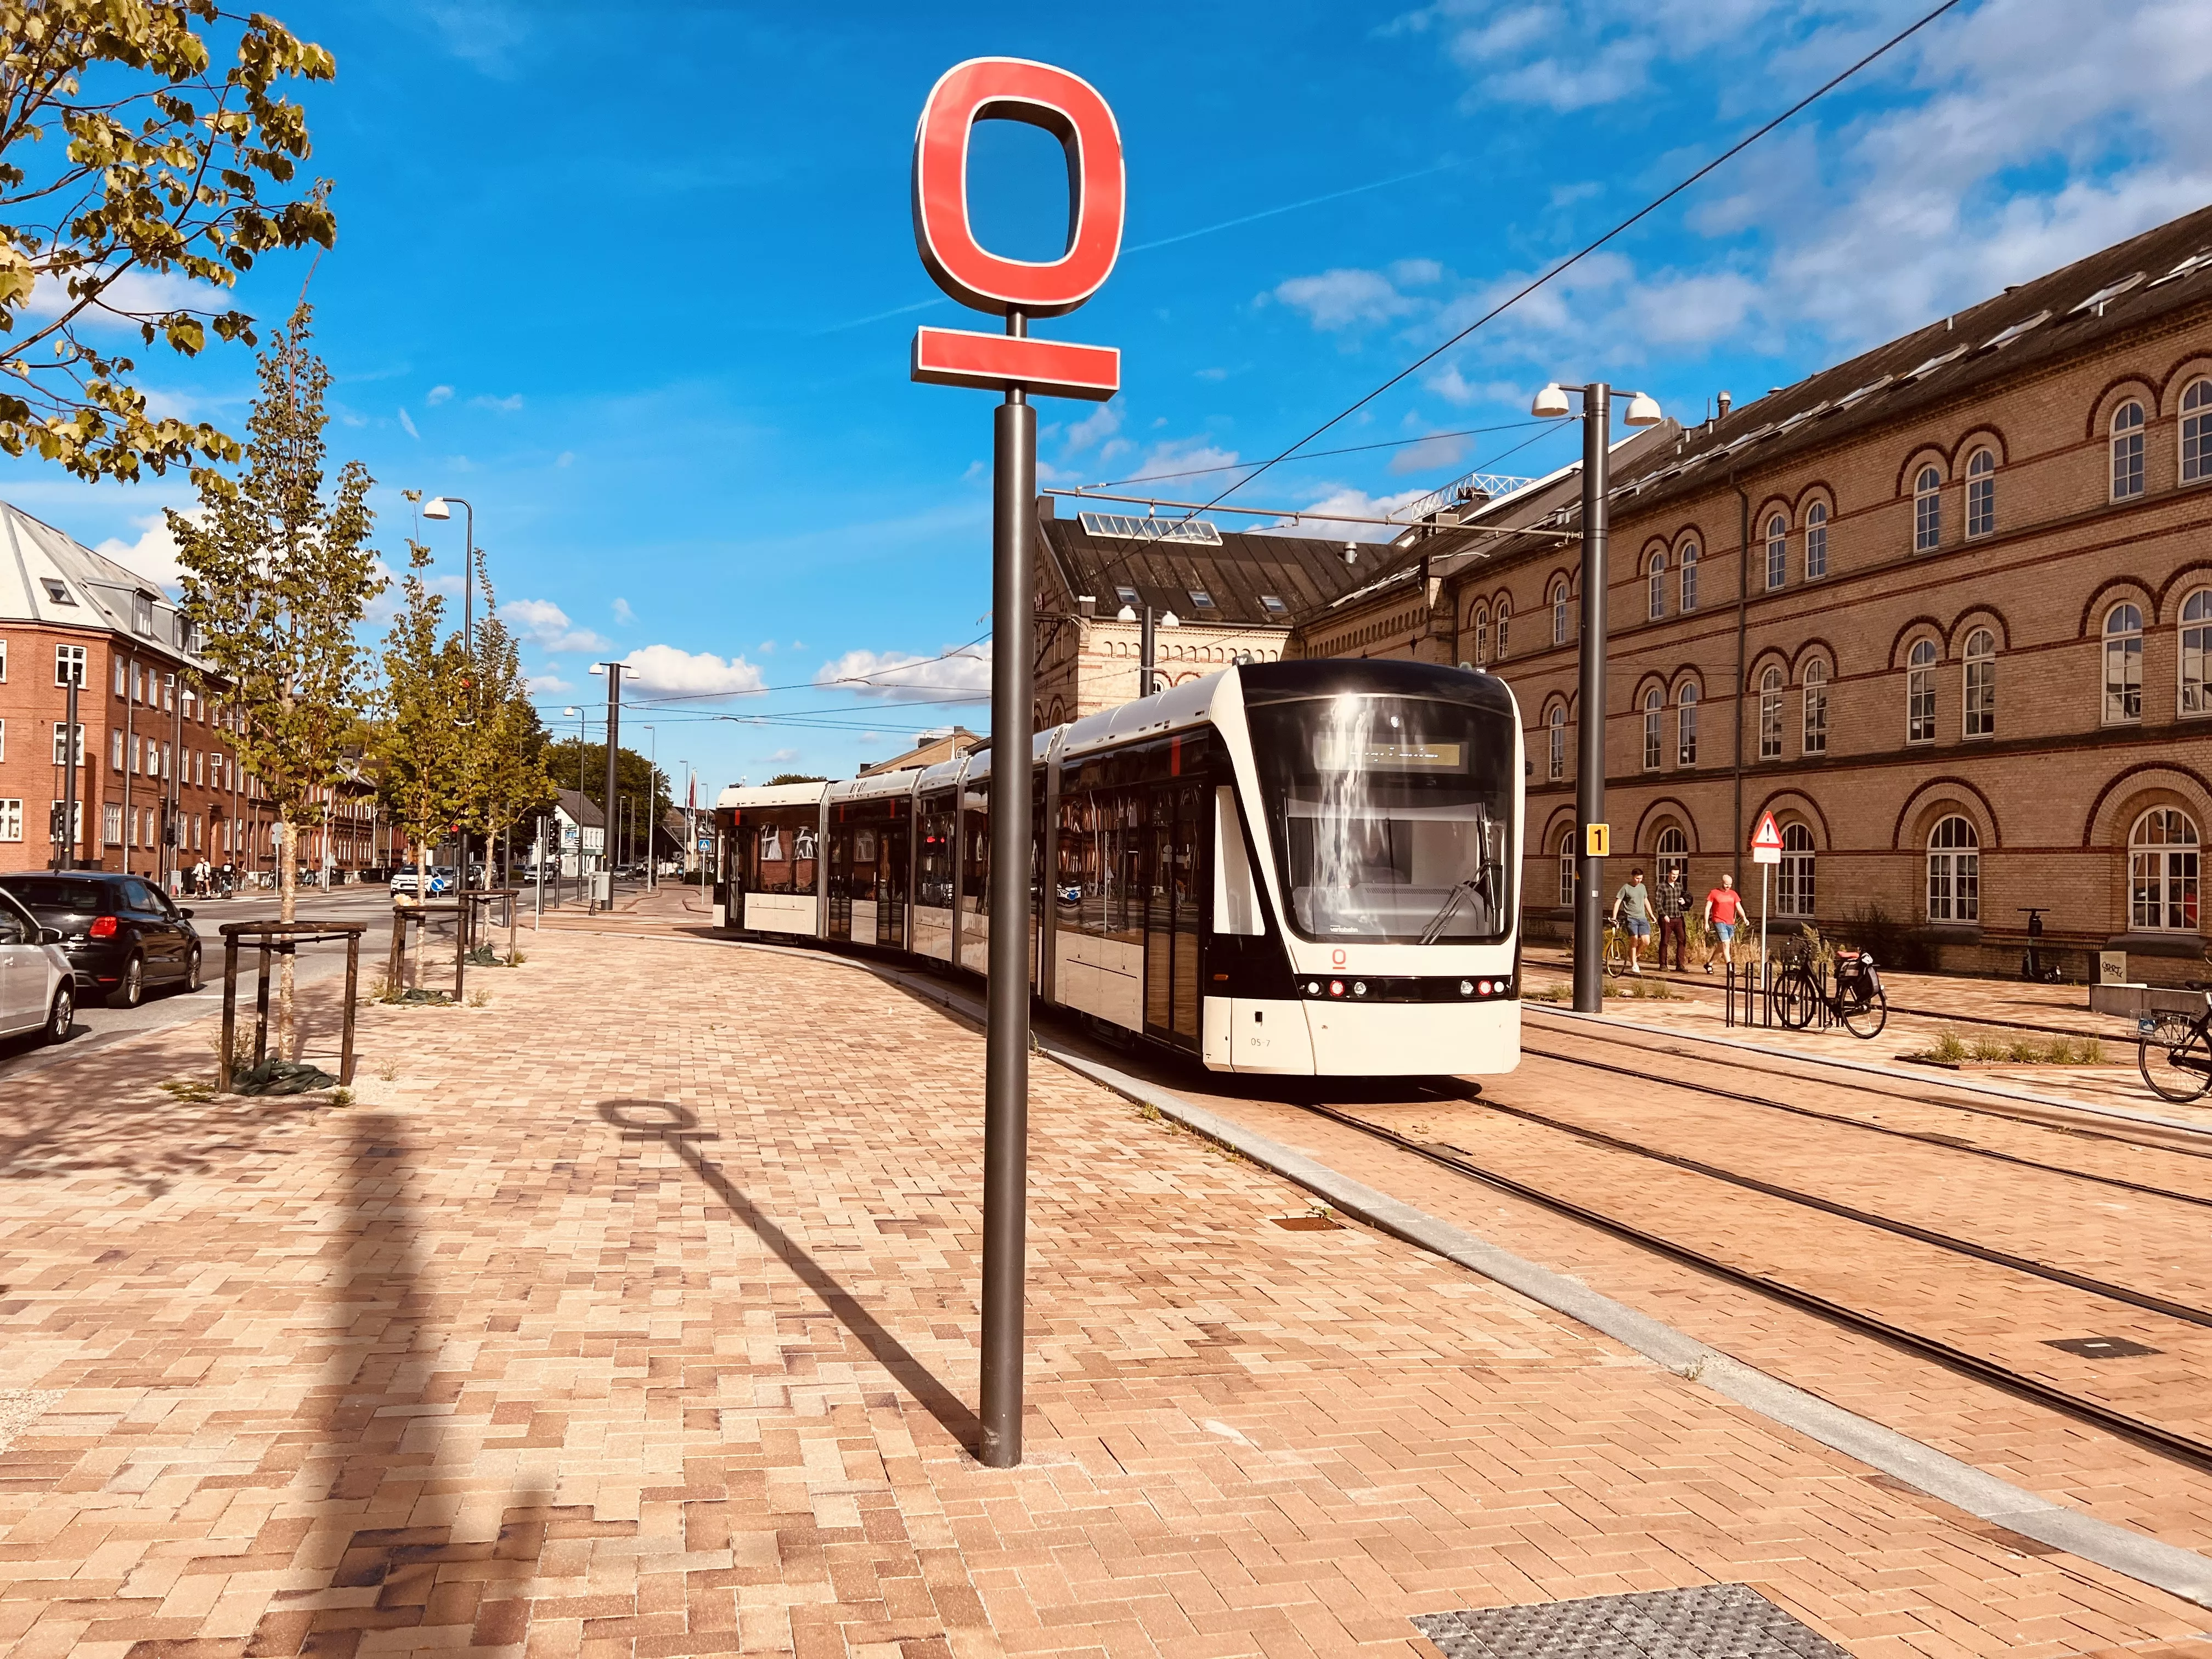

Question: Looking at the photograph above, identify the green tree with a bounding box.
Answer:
[541,736,668,864]
[369,539,463,986]
[171,302,382,1054]
[0,2,338,481]
[456,578,550,887]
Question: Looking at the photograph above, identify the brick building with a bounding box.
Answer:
[0,502,387,885]
[1285,204,2212,983]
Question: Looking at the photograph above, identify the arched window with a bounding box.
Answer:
[1648,552,1666,621]
[2183,590,2211,716]
[1908,639,1938,742]
[1496,600,1510,659]
[2104,603,2143,724]
[1914,465,1942,551]
[2185,379,2212,484]
[1965,448,1995,538]
[1778,823,1816,917]
[2131,809,2200,932]
[1642,686,1663,771]
[1558,828,1576,908]
[1765,512,1787,590]
[1804,502,1829,580]
[1758,667,1784,759]
[1656,826,1688,893]
[1548,704,1566,781]
[1551,580,1571,646]
[1927,816,1980,923]
[1470,605,1490,665]
[1680,542,1700,612]
[1963,627,1995,738]
[1802,660,1830,755]
[2112,400,2146,499]
[1677,683,1699,766]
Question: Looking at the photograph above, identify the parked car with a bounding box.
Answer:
[0,872,202,1009]
[390,865,457,898]
[0,886,74,1043]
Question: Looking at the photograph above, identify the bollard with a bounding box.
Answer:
[220,933,240,1092]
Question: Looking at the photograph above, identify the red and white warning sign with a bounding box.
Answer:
[1750,811,1783,865]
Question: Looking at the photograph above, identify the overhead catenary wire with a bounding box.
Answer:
[1081,419,1550,489]
[1172,0,1969,524]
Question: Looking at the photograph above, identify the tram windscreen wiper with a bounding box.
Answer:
[1416,810,1503,944]
[1417,878,1486,945]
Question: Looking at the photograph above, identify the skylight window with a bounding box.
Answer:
[1114,585,1139,608]
[40,578,75,606]
[1901,345,1968,382]
[2070,272,2145,315]
[1979,309,2050,351]
[1187,588,1215,610]
[2150,249,2212,288]
[1836,374,1893,408]
[1077,511,1222,545]
[1260,593,1288,616]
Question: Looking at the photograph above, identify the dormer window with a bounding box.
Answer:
[40,578,76,606]
[133,592,154,635]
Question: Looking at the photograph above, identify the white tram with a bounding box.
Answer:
[713,658,1523,1077]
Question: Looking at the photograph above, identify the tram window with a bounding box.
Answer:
[1212,786,1263,934]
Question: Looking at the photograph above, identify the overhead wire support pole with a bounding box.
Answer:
[1573,386,1611,1015]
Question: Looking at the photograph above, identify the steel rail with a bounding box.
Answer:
[1302,1102,2212,1476]
[1521,1041,2212,1210]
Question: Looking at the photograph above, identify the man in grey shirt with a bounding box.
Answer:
[1610,867,1653,975]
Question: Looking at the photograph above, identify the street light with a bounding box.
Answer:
[563,704,592,902]
[1531,380,1663,1015]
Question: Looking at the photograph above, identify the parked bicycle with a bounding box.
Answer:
[2136,999,2212,1103]
[1773,946,1888,1039]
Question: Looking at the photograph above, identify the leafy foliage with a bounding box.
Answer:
[0,1,338,480]
[541,736,669,856]
[370,539,465,872]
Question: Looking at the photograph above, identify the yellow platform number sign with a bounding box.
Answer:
[1583,822,1610,859]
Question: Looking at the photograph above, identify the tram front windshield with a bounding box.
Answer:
[1250,695,1515,944]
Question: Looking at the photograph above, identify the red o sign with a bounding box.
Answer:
[912,57,1124,318]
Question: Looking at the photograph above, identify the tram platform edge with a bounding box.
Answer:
[705,931,2212,1613]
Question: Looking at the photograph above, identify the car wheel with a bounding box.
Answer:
[109,953,144,1009]
[183,948,203,993]
[43,984,73,1045]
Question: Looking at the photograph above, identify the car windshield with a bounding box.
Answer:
[0,876,110,913]
[1247,693,1516,944]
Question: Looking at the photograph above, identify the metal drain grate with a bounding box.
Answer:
[2045,1335,2162,1358]
[1413,1583,1853,1657]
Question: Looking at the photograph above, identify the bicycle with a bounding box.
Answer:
[1772,946,1888,1039]
[2136,998,2212,1103]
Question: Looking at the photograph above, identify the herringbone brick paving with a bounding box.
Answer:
[1,899,2208,1657]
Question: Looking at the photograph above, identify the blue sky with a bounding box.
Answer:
[5,0,2205,791]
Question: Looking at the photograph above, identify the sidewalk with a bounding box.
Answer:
[1,902,2207,1657]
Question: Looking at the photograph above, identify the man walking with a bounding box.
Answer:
[1610,866,1653,975]
[1656,867,1689,972]
[1703,873,1745,972]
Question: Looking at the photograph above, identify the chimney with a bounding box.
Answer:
[1037,493,1057,520]
[1077,594,1096,618]
[1716,390,1733,420]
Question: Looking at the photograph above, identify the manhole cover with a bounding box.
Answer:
[1413,1584,1852,1657]
[1272,1215,1340,1231]
[2045,1335,2162,1358]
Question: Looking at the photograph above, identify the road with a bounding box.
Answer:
[0,877,631,1082]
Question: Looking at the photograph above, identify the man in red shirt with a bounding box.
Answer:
[1702,874,1745,972]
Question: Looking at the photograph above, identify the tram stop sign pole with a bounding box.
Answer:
[909,57,1125,1469]
[1750,810,1782,983]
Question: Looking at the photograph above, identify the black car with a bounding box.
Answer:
[0,872,203,1008]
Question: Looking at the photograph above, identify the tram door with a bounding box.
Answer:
[878,811,909,949]
[826,820,853,942]
[1142,783,1204,1047]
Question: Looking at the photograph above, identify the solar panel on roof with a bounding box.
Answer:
[1077,510,1222,545]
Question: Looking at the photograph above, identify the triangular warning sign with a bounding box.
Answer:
[1751,811,1782,851]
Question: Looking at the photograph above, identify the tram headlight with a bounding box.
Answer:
[1305,980,1320,995]
[1352,981,1367,996]
[1328,980,1344,997]
[1478,979,1492,995]
[1460,980,1474,996]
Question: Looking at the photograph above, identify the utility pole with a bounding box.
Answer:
[1139,604,1155,698]
[596,662,623,911]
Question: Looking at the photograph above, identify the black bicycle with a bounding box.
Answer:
[1773,946,1888,1039]
[2136,999,2212,1103]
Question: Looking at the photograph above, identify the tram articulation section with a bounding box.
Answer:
[712,658,1527,1077]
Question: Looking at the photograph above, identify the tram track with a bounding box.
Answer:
[1299,1098,2212,1476]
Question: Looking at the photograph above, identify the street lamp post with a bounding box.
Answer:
[563,705,592,905]
[641,724,658,891]
[1531,381,1662,1014]
[590,662,623,911]
[424,495,479,929]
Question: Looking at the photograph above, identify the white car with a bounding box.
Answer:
[0,887,74,1045]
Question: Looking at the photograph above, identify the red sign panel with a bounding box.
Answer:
[910,57,1122,398]
[1751,811,1782,850]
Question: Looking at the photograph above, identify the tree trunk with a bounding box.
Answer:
[276,819,297,1058]
[409,834,427,991]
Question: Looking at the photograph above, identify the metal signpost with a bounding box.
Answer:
[909,56,1125,1469]
[1751,810,1782,984]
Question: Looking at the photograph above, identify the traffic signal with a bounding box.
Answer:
[48,802,66,840]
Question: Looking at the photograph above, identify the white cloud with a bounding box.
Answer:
[556,450,575,467]
[612,597,636,624]
[1265,267,1424,331]
[24,263,228,329]
[1062,403,1122,454]
[816,644,991,702]
[398,407,420,439]
[619,644,764,697]
[95,511,194,593]
[1268,484,1431,540]
[1388,433,1472,476]
[426,384,454,405]
[471,392,524,412]
[765,748,801,764]
[527,670,572,693]
[506,597,611,654]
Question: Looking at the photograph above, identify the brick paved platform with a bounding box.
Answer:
[2,901,2209,1657]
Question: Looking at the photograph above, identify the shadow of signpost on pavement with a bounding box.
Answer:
[596,1097,983,1453]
